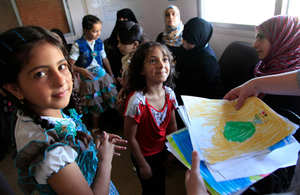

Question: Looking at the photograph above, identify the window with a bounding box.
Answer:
[286,0,300,17]
[2,0,74,36]
[198,0,300,30]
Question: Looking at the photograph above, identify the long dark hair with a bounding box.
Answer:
[0,26,91,146]
[123,42,176,98]
[117,21,145,45]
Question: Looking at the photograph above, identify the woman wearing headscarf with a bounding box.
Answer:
[175,17,225,103]
[156,5,183,59]
[107,8,138,85]
[252,15,300,116]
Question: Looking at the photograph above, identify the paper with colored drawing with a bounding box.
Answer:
[167,128,300,194]
[181,96,298,164]
[166,128,265,195]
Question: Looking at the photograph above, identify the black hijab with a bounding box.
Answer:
[176,17,225,99]
[181,17,213,60]
[108,8,138,47]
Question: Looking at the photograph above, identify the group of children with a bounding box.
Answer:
[0,13,185,195]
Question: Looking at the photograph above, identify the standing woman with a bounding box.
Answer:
[175,17,225,103]
[107,8,138,83]
[156,5,183,59]
[252,15,300,116]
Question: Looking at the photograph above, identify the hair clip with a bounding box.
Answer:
[1,41,13,52]
[0,59,7,64]
[14,30,26,42]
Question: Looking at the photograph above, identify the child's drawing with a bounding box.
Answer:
[223,110,269,142]
[182,96,298,164]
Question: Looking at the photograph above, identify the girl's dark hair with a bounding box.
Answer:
[0,26,91,146]
[82,15,101,30]
[117,21,145,44]
[123,42,176,98]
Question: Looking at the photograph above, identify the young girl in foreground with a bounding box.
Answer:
[0,26,126,195]
[123,42,178,195]
[69,15,118,135]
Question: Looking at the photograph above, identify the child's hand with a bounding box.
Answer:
[112,77,118,85]
[95,132,115,163]
[164,152,176,167]
[117,77,124,86]
[139,163,152,179]
[81,69,94,80]
[116,98,125,108]
[105,132,127,156]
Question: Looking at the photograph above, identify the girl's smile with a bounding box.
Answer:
[6,43,73,117]
[84,22,102,42]
[141,47,170,85]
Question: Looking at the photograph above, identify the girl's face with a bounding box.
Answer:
[5,43,73,117]
[141,47,170,86]
[165,8,180,27]
[252,30,272,60]
[117,35,138,55]
[84,22,102,42]
[182,39,196,51]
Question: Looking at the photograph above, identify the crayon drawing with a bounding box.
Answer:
[182,96,298,164]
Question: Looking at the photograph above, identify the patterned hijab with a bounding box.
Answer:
[254,15,300,77]
[162,5,184,47]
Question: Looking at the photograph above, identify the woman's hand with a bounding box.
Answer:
[185,151,209,195]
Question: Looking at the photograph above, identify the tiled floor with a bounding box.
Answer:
[0,109,187,195]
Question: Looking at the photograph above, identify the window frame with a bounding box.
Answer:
[197,0,289,31]
[10,0,75,37]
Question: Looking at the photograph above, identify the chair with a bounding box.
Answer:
[218,41,260,93]
[274,108,300,142]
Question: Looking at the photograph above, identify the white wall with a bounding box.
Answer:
[66,0,256,60]
[66,0,197,41]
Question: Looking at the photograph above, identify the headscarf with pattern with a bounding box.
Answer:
[254,15,300,77]
[162,5,183,47]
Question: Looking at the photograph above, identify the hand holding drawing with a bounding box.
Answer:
[223,70,300,110]
[185,151,209,195]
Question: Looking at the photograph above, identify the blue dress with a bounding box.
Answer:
[13,109,119,195]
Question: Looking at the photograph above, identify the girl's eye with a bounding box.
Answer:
[163,57,169,62]
[34,71,46,78]
[59,64,67,71]
[149,59,156,63]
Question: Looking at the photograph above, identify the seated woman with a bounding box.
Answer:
[175,17,225,103]
[106,8,138,83]
[156,5,183,60]
[252,15,300,116]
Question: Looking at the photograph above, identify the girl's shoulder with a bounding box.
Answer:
[124,90,146,118]
[164,86,176,101]
[164,86,178,109]
[127,90,146,106]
